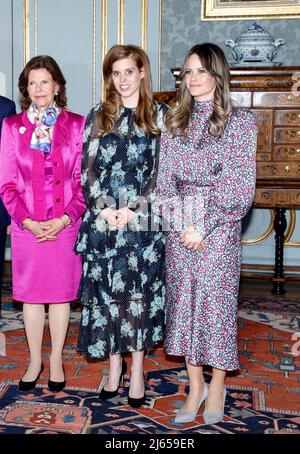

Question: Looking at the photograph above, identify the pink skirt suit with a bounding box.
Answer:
[0,109,86,303]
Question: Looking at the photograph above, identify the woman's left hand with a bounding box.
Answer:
[115,207,136,229]
[180,226,206,252]
[36,215,70,242]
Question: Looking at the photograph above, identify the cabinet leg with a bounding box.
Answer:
[272,208,287,295]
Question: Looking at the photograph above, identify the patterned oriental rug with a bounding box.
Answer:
[0,289,299,435]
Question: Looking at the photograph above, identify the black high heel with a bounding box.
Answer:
[128,393,145,408]
[128,374,146,408]
[19,363,44,391]
[48,364,66,392]
[99,359,127,399]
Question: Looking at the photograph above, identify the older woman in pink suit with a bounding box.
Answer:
[0,55,86,392]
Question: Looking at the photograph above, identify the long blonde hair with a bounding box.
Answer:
[95,44,159,137]
[166,42,233,137]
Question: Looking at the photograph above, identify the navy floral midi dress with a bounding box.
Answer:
[75,102,167,359]
[155,100,257,371]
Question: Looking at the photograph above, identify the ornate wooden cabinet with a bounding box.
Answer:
[230,67,300,209]
[155,66,300,294]
[231,67,300,295]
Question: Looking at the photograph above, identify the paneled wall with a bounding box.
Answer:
[0,0,13,97]
[1,0,162,115]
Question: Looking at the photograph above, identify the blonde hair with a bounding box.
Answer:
[166,42,233,137]
[95,44,159,136]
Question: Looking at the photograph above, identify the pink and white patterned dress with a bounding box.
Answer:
[155,100,257,370]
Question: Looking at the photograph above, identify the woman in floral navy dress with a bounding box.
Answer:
[75,45,167,408]
[155,43,257,424]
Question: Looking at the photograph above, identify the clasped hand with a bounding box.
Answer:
[101,207,135,230]
[180,225,206,252]
[23,217,67,242]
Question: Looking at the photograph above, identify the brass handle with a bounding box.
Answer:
[287,129,300,138]
[285,165,290,173]
[286,148,300,158]
[298,113,300,119]
[286,112,297,122]
[287,94,293,101]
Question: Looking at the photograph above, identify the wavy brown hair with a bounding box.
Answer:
[18,55,67,111]
[166,42,233,137]
[95,44,159,137]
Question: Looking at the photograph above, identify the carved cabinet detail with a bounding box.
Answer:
[229,67,300,209]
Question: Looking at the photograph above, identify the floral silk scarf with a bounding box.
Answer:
[27,103,61,153]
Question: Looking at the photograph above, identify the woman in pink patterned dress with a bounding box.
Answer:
[155,43,257,424]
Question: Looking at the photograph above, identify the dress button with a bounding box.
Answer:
[56,180,61,185]
[56,198,61,203]
[54,162,58,167]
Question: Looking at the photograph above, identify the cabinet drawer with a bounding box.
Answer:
[254,188,300,207]
[274,127,300,143]
[231,92,251,107]
[256,162,300,178]
[275,110,300,126]
[253,92,300,107]
[274,145,300,161]
[257,152,272,161]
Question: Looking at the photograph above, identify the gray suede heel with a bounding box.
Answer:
[203,388,227,425]
[174,383,208,424]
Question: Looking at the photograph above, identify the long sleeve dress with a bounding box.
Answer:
[155,100,257,370]
[75,102,167,359]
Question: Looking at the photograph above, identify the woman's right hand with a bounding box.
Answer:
[100,208,119,230]
[22,218,56,240]
[180,225,206,252]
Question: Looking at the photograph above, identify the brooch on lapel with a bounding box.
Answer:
[19,127,26,134]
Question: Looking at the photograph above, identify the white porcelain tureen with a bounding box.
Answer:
[225,22,285,64]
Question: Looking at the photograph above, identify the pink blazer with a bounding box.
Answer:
[0,109,86,227]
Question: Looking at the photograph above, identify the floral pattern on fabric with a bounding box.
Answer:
[27,103,61,153]
[75,102,168,358]
[155,100,257,370]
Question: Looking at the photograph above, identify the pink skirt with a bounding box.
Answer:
[11,219,82,304]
